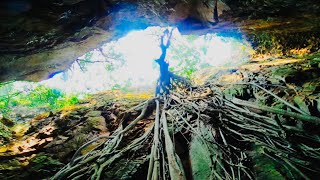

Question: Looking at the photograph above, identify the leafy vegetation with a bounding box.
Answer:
[250,31,320,58]
[168,33,252,79]
[0,83,79,117]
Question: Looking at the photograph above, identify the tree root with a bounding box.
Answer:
[147,98,186,180]
[52,99,155,180]
[231,97,320,124]
[52,80,320,179]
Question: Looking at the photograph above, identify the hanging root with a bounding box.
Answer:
[147,99,186,180]
[53,79,320,179]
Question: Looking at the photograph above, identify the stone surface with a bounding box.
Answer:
[87,116,107,132]
[85,110,102,117]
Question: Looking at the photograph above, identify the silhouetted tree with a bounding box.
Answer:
[155,28,191,96]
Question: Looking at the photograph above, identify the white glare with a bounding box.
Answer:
[6,26,254,95]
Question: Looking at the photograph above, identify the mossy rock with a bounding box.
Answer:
[85,110,102,117]
[0,117,15,127]
[87,116,107,132]
[29,154,63,172]
[10,123,30,138]
[0,159,24,171]
[0,154,63,180]
[0,121,12,144]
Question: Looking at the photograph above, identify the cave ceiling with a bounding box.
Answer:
[0,0,320,82]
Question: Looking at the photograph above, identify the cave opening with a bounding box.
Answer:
[0,26,253,121]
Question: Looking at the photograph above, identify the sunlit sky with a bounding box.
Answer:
[3,26,254,95]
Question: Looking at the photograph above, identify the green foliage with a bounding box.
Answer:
[77,52,93,72]
[293,96,310,115]
[169,61,197,79]
[186,34,198,42]
[168,36,203,79]
[252,32,282,55]
[30,154,63,169]
[168,33,252,79]
[271,66,298,77]
[16,86,62,108]
[0,84,80,116]
[102,42,125,72]
[306,52,320,67]
[0,82,19,115]
[0,99,11,115]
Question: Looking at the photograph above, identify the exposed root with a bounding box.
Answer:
[52,99,155,180]
[53,78,320,179]
[147,98,186,180]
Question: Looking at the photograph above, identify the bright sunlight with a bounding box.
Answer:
[0,26,253,119]
[44,26,253,93]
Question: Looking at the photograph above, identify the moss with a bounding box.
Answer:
[0,154,63,180]
[87,116,105,128]
[0,159,23,171]
[252,146,284,180]
[0,121,12,143]
[29,154,63,171]
[10,123,29,138]
[104,158,149,179]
